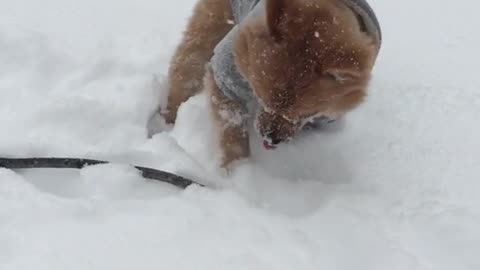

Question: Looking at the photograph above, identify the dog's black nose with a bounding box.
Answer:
[270,138,282,145]
[264,130,283,145]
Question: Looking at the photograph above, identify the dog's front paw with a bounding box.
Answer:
[147,111,171,138]
[160,108,177,125]
[219,133,250,169]
[219,155,250,176]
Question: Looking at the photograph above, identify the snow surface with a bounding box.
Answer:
[1,0,480,269]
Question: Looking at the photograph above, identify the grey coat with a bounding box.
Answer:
[211,0,381,115]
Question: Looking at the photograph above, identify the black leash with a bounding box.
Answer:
[0,157,203,189]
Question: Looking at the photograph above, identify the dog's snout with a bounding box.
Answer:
[266,131,283,145]
[262,131,283,150]
[263,130,286,146]
[270,138,282,145]
[256,109,300,148]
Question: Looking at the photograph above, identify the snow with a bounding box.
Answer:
[1,0,480,269]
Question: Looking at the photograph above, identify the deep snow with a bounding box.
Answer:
[1,0,480,269]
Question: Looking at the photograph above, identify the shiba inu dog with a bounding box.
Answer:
[162,0,381,168]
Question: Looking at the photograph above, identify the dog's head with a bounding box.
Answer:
[233,0,379,148]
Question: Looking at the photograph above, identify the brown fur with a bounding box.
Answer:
[162,0,234,123]
[206,66,250,167]
[164,0,379,168]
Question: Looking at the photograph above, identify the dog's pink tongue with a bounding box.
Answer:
[263,141,277,150]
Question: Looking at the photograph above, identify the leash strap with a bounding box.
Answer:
[0,157,203,189]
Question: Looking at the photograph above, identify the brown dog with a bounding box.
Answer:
[162,0,381,168]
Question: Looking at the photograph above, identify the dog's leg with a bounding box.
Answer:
[163,0,234,124]
[204,66,250,169]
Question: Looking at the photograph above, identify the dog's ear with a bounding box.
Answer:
[265,0,288,41]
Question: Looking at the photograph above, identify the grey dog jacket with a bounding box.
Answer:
[211,0,382,110]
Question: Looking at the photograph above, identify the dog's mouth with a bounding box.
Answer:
[263,140,277,150]
[260,128,295,150]
[256,109,299,150]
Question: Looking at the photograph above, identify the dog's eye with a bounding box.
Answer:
[324,70,351,84]
[325,71,343,81]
